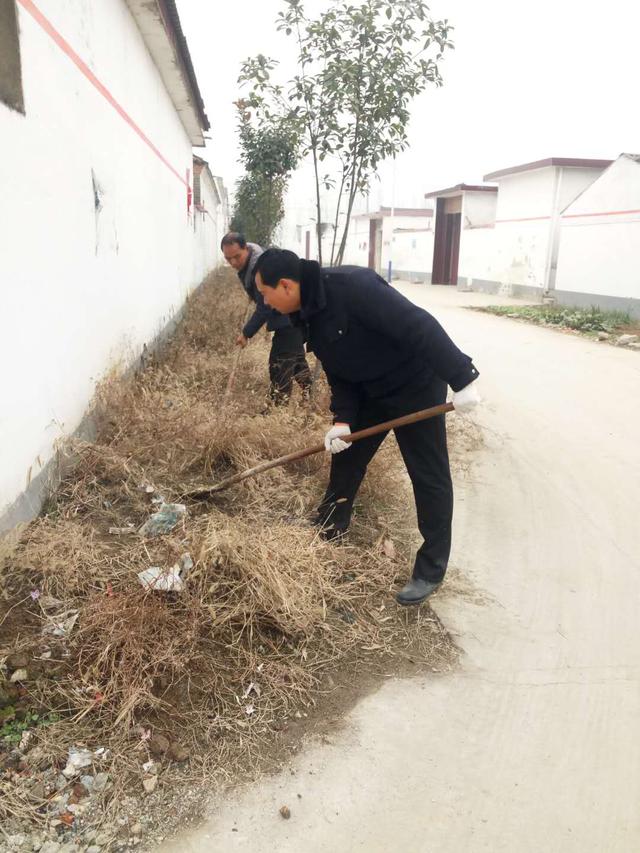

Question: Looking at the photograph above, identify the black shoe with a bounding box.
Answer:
[395,578,441,606]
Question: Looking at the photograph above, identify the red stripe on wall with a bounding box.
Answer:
[563,208,640,220]
[494,215,551,224]
[17,0,189,189]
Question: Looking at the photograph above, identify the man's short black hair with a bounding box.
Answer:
[220,231,247,251]
[254,248,301,287]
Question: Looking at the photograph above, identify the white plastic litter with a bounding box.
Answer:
[43,610,79,638]
[137,553,193,593]
[62,747,93,778]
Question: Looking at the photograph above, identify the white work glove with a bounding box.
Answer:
[452,381,481,413]
[324,423,352,454]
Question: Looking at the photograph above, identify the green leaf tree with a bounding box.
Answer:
[230,97,299,246]
[239,0,453,265]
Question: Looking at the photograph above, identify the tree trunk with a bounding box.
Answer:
[310,142,323,265]
[329,169,347,266]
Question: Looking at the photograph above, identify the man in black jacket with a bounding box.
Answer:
[221,233,311,404]
[254,248,481,606]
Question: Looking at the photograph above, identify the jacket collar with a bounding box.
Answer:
[299,259,326,320]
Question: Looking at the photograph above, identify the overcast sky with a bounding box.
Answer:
[176,0,640,208]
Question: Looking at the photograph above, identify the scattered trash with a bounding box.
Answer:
[142,759,157,774]
[108,525,135,535]
[38,595,64,610]
[242,681,261,699]
[30,589,41,601]
[142,774,158,794]
[138,503,186,537]
[382,538,396,559]
[70,781,90,801]
[279,805,291,820]
[244,704,255,716]
[43,610,79,638]
[62,747,93,778]
[10,668,28,682]
[138,552,192,592]
[92,772,109,792]
[80,775,94,792]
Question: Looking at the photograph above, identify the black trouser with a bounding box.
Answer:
[316,374,453,583]
[269,327,312,404]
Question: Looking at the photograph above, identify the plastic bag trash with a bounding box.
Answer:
[138,503,186,537]
[62,747,93,778]
[43,610,79,638]
[39,595,64,610]
[108,525,135,535]
[242,682,261,699]
[10,668,28,682]
[137,553,192,593]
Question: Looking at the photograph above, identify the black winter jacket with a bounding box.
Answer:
[294,261,479,425]
[238,243,291,338]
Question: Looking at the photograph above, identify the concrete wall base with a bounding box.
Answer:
[457,278,545,302]
[0,269,218,536]
[553,289,640,319]
[391,269,432,284]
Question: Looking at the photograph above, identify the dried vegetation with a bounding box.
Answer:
[0,269,459,844]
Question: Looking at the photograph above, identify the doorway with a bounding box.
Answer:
[432,197,462,285]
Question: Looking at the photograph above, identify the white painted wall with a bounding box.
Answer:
[381,217,434,279]
[458,191,498,285]
[192,167,221,284]
[342,216,372,268]
[0,0,222,520]
[489,169,556,290]
[467,166,609,293]
[555,155,640,307]
[462,191,498,229]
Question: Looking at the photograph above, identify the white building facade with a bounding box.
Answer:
[454,158,611,297]
[554,154,640,316]
[0,0,225,531]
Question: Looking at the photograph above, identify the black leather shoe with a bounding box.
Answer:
[395,578,441,606]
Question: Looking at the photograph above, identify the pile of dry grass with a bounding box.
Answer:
[0,268,458,835]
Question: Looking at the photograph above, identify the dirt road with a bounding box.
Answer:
[158,285,640,852]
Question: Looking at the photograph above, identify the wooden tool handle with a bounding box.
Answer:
[189,402,454,497]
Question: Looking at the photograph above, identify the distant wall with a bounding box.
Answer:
[0,0,222,528]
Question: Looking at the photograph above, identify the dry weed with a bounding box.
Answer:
[0,268,459,835]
